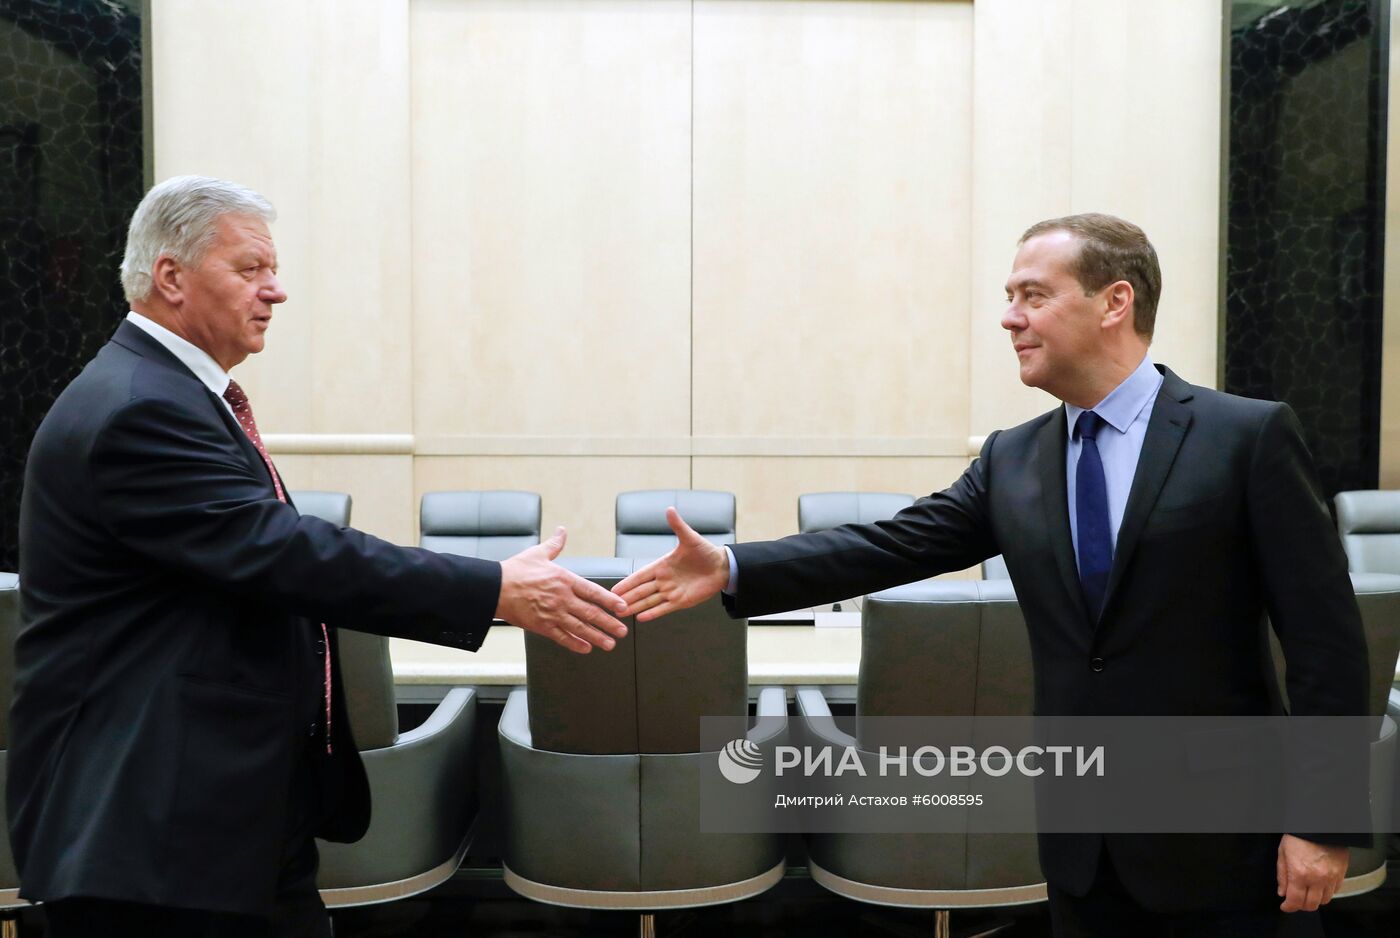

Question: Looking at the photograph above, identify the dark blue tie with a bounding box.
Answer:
[1075,411,1112,620]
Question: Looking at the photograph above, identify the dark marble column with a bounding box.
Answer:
[1225,0,1388,499]
[0,0,144,571]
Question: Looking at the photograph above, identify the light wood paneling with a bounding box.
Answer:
[692,454,972,549]
[410,0,692,441]
[968,0,1076,433]
[691,0,973,441]
[969,0,1223,435]
[1067,0,1221,391]
[414,456,690,558]
[151,0,414,435]
[152,0,1225,547]
[274,454,416,546]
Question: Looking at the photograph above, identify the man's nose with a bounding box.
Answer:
[1001,303,1024,332]
[262,274,288,304]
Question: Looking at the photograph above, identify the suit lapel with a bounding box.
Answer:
[1099,368,1194,624]
[1035,408,1091,624]
[110,322,284,498]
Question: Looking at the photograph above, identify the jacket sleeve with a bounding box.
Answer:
[88,393,498,650]
[1247,402,1371,846]
[722,432,1001,618]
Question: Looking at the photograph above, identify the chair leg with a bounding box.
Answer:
[639,912,657,938]
[933,909,950,938]
[2,916,16,938]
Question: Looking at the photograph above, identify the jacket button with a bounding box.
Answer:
[307,723,319,737]
[1090,657,1105,672]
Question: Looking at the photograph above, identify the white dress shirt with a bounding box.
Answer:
[125,310,235,418]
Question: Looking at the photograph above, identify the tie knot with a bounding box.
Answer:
[223,379,247,410]
[1075,410,1104,441]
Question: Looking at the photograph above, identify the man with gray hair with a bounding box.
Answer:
[11,176,629,936]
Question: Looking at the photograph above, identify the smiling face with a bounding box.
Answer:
[163,214,287,371]
[1001,230,1113,406]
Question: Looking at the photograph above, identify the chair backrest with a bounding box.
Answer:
[1335,490,1400,573]
[0,573,16,750]
[1352,574,1400,719]
[797,492,914,534]
[856,579,1030,742]
[523,557,748,755]
[289,490,352,527]
[287,494,401,751]
[615,489,735,559]
[982,554,1011,579]
[335,629,399,751]
[421,491,542,561]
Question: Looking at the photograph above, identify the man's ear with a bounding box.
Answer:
[1101,280,1135,331]
[150,255,183,305]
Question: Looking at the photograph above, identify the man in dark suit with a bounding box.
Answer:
[614,214,1369,936]
[12,175,630,937]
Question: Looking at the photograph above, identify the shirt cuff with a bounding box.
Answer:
[723,545,739,596]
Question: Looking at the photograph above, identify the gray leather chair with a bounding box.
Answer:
[499,558,786,934]
[1331,573,1400,897]
[615,490,736,559]
[981,554,1010,579]
[316,639,478,907]
[796,579,1045,934]
[314,500,480,908]
[288,490,352,527]
[1336,490,1400,573]
[797,492,915,533]
[0,574,25,933]
[420,490,541,561]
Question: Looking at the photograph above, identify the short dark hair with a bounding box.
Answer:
[1018,213,1161,339]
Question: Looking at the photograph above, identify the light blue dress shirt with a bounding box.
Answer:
[723,355,1164,592]
[1063,355,1163,565]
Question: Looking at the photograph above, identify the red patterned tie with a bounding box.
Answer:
[223,379,333,754]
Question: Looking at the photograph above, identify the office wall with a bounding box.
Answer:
[151,0,1223,558]
[1383,0,1400,488]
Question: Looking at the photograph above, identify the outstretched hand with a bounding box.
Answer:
[496,526,629,654]
[612,507,730,621]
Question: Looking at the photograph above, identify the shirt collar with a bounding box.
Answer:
[1064,354,1163,439]
[125,310,231,399]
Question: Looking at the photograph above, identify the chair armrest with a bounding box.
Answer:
[795,686,857,749]
[748,686,788,745]
[319,687,477,896]
[498,686,532,749]
[392,686,475,748]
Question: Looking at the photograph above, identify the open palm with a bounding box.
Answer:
[613,507,730,621]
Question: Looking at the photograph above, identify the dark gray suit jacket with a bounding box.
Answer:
[11,321,498,915]
[723,365,1369,911]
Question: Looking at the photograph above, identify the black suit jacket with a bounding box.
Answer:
[723,366,1369,912]
[11,321,500,915]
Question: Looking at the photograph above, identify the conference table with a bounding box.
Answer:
[390,609,867,705]
[389,600,1400,704]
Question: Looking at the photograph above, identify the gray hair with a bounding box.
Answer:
[120,175,276,303]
